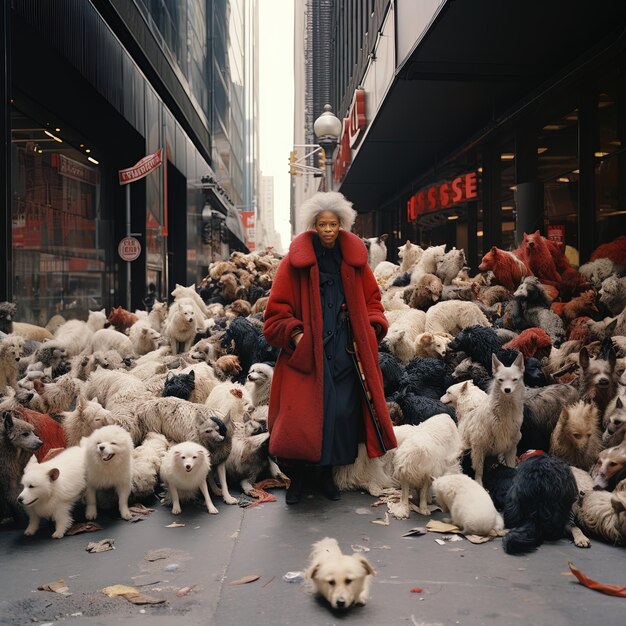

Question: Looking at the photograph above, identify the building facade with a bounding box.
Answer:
[305,0,626,269]
[1,0,254,325]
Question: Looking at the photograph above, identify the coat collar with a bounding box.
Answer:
[288,230,368,269]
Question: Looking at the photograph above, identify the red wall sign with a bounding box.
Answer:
[334,89,367,184]
[118,149,163,185]
[407,172,478,222]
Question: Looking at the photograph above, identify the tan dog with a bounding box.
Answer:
[306,537,375,610]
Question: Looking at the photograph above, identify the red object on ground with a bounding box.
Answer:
[410,587,423,593]
[568,562,626,597]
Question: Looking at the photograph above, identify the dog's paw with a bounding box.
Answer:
[85,507,97,520]
[120,510,132,521]
[24,527,37,537]
[207,505,219,515]
[171,505,182,515]
[574,536,591,548]
[223,495,238,505]
[388,502,410,519]
[51,530,65,539]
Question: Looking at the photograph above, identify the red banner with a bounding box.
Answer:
[118,148,163,185]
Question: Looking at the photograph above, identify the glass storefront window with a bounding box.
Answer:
[11,108,115,325]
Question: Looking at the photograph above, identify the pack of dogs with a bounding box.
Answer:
[1,234,626,613]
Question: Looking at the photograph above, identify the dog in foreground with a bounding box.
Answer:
[306,537,375,610]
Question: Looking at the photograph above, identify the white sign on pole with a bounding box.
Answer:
[118,236,141,261]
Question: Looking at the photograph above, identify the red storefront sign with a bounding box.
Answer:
[334,89,367,184]
[118,149,163,185]
[407,172,479,222]
[241,211,256,251]
[55,154,100,185]
[547,223,566,251]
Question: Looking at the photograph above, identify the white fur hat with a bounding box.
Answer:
[299,191,357,232]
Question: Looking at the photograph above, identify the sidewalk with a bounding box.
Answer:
[0,491,624,626]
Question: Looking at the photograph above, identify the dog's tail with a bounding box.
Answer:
[502,520,543,555]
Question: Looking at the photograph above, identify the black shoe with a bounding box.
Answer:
[321,467,340,501]
[286,469,303,505]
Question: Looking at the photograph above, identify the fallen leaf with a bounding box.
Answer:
[410,587,423,593]
[464,535,493,545]
[434,539,446,545]
[371,512,390,526]
[176,586,196,597]
[370,500,385,507]
[121,591,166,605]
[166,522,185,528]
[66,521,103,536]
[568,561,626,597]
[129,504,155,516]
[86,538,115,553]
[102,584,137,597]
[402,527,427,537]
[426,520,461,534]
[38,579,71,595]
[560,572,575,577]
[229,575,260,585]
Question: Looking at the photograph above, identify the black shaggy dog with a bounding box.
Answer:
[162,370,196,400]
[502,454,578,555]
[222,317,278,384]
[446,325,510,375]
[451,357,491,391]
[482,461,517,512]
[404,358,452,400]
[379,352,406,397]
[392,389,456,425]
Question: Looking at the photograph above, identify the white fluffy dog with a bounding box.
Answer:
[18,446,87,538]
[82,425,134,521]
[62,396,113,446]
[129,321,161,356]
[386,309,427,363]
[164,301,199,354]
[90,328,134,358]
[160,441,218,514]
[53,319,95,356]
[440,381,487,423]
[131,432,169,499]
[306,537,375,610]
[333,443,396,496]
[389,415,462,518]
[432,474,505,536]
[83,368,148,407]
[206,382,253,423]
[424,300,490,336]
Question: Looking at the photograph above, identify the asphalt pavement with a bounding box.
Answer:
[0,487,624,626]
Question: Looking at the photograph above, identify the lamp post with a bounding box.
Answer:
[314,104,342,191]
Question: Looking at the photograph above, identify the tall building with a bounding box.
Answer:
[303,0,626,268]
[1,0,253,325]
[257,175,282,250]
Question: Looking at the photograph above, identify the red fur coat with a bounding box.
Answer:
[263,230,397,462]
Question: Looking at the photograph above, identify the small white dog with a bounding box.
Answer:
[306,537,375,610]
[18,446,87,538]
[432,474,505,536]
[82,424,134,521]
[160,441,218,514]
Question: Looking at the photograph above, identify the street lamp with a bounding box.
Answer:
[314,104,342,191]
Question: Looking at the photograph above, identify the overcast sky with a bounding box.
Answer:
[258,0,295,251]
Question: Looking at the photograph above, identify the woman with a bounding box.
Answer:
[263,192,397,504]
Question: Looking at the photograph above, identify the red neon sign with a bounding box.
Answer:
[407,172,478,222]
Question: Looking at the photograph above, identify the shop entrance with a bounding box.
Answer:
[167,163,188,295]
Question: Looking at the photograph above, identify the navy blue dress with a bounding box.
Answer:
[314,237,360,466]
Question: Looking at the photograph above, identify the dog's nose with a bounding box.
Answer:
[503,388,511,394]
[598,378,609,386]
[185,464,192,470]
[98,445,105,451]
[34,438,43,449]
[17,495,23,503]
[336,599,346,609]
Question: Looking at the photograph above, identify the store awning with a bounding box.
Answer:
[339,0,626,213]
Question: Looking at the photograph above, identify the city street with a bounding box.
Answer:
[0,489,624,626]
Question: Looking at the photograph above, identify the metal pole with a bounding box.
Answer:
[325,144,334,192]
[126,183,131,310]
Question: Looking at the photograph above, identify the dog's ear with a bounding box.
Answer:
[605,319,618,335]
[357,556,376,577]
[611,494,626,515]
[579,347,590,370]
[308,563,320,580]
[561,407,570,422]
[379,233,388,242]
[460,381,468,393]
[174,450,181,457]
[608,347,617,371]
[492,353,501,372]
[189,370,195,381]
[513,351,524,370]
[3,411,14,430]
[617,397,624,410]
[48,468,60,482]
